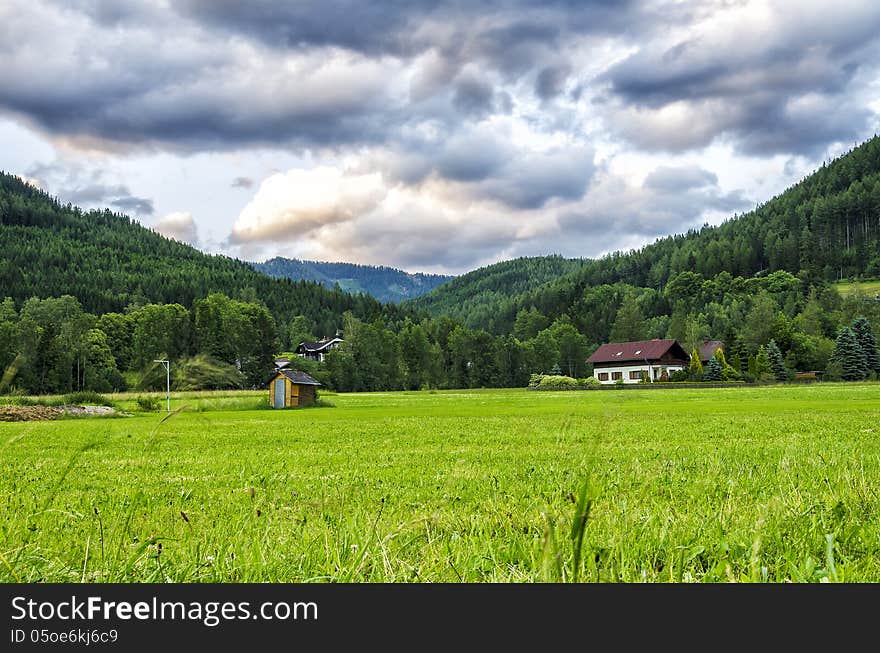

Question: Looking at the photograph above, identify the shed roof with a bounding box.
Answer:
[296,337,343,353]
[587,339,690,364]
[275,369,321,386]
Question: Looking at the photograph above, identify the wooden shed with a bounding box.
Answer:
[268,369,321,408]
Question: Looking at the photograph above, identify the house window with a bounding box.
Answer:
[598,372,609,381]
[611,371,622,380]
[629,370,643,380]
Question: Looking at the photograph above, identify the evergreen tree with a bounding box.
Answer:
[765,339,788,381]
[832,326,869,381]
[703,357,722,381]
[850,316,880,373]
[754,346,772,378]
[687,348,703,381]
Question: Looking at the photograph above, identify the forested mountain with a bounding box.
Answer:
[2,136,880,397]
[406,255,591,328]
[252,257,452,303]
[0,173,413,343]
[410,135,880,334]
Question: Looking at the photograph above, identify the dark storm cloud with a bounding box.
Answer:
[176,1,639,59]
[0,1,658,152]
[2,1,876,162]
[451,74,496,118]
[602,3,880,155]
[384,130,595,209]
[535,64,572,101]
[25,161,154,215]
[111,195,154,215]
[558,166,750,245]
[480,148,596,209]
[643,165,717,192]
[433,132,510,182]
[68,183,154,215]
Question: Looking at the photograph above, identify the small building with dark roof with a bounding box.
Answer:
[295,335,344,362]
[587,339,690,384]
[268,368,321,408]
[698,339,725,364]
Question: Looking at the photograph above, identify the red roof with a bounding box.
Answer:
[698,340,725,362]
[587,339,690,364]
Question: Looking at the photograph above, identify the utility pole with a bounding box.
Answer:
[154,359,170,412]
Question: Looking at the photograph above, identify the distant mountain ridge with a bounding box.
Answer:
[252,257,454,303]
[405,255,591,328]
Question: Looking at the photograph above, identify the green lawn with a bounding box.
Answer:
[2,384,879,582]
[834,278,880,298]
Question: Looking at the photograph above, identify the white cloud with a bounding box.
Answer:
[154,211,198,245]
[230,167,387,243]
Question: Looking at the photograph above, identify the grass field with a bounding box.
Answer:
[2,384,879,582]
[834,278,880,298]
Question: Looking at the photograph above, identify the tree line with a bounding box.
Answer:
[0,294,277,394]
[1,272,878,395]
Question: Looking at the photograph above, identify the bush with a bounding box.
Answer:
[528,373,546,388]
[536,375,579,390]
[63,391,114,407]
[577,376,601,389]
[669,369,689,382]
[136,395,162,412]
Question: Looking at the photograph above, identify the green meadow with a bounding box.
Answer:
[834,278,880,298]
[2,384,879,582]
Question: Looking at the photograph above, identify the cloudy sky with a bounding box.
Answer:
[2,1,879,274]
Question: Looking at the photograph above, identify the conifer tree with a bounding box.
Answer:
[703,357,722,381]
[688,348,703,381]
[832,327,869,381]
[850,317,880,374]
[765,339,788,381]
[754,346,772,378]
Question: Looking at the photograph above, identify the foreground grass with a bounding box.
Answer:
[1,384,879,582]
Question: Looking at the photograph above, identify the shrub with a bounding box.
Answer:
[136,395,162,412]
[528,373,546,389]
[669,369,689,382]
[577,376,601,389]
[536,375,579,390]
[63,391,114,407]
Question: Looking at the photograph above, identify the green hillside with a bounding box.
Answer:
[406,255,590,328]
[410,135,880,334]
[0,173,412,340]
[2,136,880,396]
[252,257,453,303]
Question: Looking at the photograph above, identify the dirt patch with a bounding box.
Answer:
[0,404,128,421]
[0,405,63,421]
[63,405,118,417]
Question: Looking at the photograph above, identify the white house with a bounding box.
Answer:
[587,339,690,384]
[295,335,344,362]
